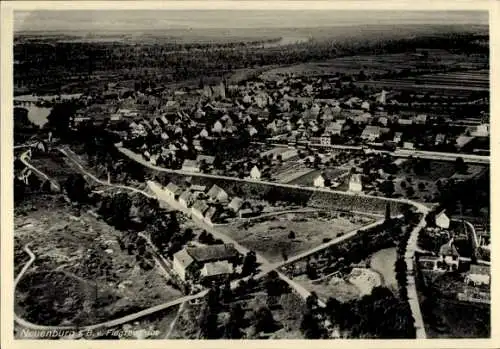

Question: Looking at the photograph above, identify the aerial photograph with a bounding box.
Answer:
[12,8,490,340]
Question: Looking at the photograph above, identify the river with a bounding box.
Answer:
[14,93,82,127]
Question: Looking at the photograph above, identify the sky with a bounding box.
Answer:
[14,10,488,32]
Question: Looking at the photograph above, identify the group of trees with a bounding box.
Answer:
[324,286,416,338]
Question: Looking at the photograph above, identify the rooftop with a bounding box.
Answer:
[186,244,239,263]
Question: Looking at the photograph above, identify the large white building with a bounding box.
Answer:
[349,174,362,192]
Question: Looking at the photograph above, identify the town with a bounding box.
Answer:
[12,9,490,341]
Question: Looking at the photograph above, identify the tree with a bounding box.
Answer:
[241,251,258,276]
[385,202,391,223]
[223,303,245,339]
[288,231,296,239]
[455,157,468,174]
[300,310,325,339]
[46,102,79,138]
[380,180,395,197]
[198,304,219,339]
[253,306,275,334]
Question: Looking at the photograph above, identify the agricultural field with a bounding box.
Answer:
[217,211,375,263]
[259,51,487,81]
[14,193,183,328]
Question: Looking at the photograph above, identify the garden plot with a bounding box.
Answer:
[218,211,374,263]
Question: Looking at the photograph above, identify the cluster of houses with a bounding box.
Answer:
[147,180,254,226]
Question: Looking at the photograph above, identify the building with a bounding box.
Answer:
[228,197,244,213]
[182,159,201,173]
[201,261,234,283]
[403,142,415,150]
[172,249,196,282]
[191,200,210,220]
[313,174,325,188]
[173,244,239,283]
[470,123,489,137]
[325,120,345,136]
[414,114,428,125]
[207,184,229,203]
[196,154,216,168]
[164,182,182,199]
[250,166,261,180]
[465,265,490,286]
[204,206,218,225]
[393,132,403,143]
[438,239,460,272]
[360,126,381,142]
[435,211,450,229]
[320,134,332,146]
[179,190,194,208]
[349,173,362,192]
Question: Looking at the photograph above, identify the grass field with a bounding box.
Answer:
[218,211,374,263]
[14,194,182,327]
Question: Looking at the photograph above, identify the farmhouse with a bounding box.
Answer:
[201,261,234,283]
[349,173,363,192]
[207,184,229,203]
[173,244,240,283]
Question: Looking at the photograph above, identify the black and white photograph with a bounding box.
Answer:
[2,1,494,344]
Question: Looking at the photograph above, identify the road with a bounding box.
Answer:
[403,214,428,339]
[117,146,432,210]
[146,180,325,306]
[251,141,489,164]
[17,144,429,335]
[19,150,61,191]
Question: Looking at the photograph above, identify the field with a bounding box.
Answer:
[14,194,182,327]
[217,211,374,263]
[260,51,487,81]
[294,274,361,303]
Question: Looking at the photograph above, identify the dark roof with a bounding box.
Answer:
[186,244,239,263]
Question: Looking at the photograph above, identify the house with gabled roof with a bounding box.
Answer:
[181,159,200,173]
[207,184,229,203]
[204,206,218,225]
[165,182,182,199]
[228,197,244,213]
[179,190,194,208]
[191,200,210,220]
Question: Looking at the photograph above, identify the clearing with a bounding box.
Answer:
[217,211,374,263]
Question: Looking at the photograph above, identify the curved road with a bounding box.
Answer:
[19,150,61,191]
[16,145,429,336]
